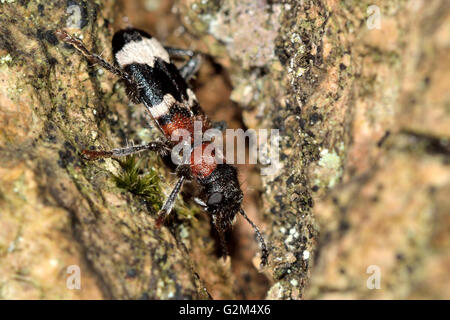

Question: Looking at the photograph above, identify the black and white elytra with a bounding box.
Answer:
[55,28,268,267]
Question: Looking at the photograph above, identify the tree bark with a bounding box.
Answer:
[177,0,450,299]
[1,0,449,300]
[0,0,207,299]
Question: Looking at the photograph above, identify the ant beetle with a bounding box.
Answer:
[56,28,268,266]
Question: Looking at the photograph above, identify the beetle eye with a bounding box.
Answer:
[207,192,223,205]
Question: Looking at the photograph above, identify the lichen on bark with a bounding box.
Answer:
[177,0,450,299]
[0,0,207,299]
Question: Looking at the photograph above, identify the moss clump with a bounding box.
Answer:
[112,156,163,212]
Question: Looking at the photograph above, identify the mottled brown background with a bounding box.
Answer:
[0,0,448,299]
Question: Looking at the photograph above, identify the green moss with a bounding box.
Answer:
[174,197,200,222]
[112,156,163,212]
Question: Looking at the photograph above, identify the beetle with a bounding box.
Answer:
[55,28,268,266]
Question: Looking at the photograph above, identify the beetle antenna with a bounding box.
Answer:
[239,208,268,267]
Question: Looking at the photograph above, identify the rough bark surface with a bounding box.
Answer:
[177,0,450,299]
[0,0,449,299]
[0,0,206,299]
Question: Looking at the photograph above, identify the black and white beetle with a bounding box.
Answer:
[55,28,268,266]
